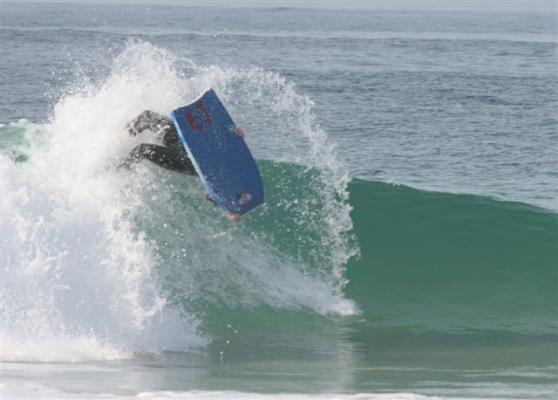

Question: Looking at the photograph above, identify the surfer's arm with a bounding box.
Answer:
[119,143,197,175]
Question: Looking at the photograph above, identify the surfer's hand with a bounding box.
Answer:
[206,196,240,221]
[234,127,245,138]
[226,213,241,222]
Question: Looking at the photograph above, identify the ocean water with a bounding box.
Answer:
[1,3,557,400]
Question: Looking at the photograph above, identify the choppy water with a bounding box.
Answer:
[1,3,557,400]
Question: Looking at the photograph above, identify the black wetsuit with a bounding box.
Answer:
[122,110,197,175]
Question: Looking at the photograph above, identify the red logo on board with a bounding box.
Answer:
[185,101,212,132]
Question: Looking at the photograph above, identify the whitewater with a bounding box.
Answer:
[1,3,557,400]
[1,37,360,358]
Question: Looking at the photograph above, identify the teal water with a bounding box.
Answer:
[1,3,557,400]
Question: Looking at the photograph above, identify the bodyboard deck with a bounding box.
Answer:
[170,89,264,217]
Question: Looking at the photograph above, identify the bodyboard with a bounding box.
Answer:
[170,89,264,217]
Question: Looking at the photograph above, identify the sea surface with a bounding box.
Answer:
[1,3,557,400]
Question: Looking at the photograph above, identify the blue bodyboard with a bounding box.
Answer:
[170,89,264,216]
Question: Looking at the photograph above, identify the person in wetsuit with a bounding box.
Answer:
[122,109,247,221]
[121,110,197,175]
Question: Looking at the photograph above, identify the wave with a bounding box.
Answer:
[0,40,355,362]
[178,165,557,338]
[1,40,555,364]
[346,178,558,335]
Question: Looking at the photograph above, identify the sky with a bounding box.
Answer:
[4,0,557,14]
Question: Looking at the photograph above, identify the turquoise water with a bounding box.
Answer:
[1,3,557,399]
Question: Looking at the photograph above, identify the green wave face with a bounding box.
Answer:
[172,161,558,381]
[347,178,558,335]
[164,159,557,340]
[341,178,558,380]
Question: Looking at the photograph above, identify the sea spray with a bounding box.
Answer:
[0,40,358,362]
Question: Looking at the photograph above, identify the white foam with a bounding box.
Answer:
[1,42,207,362]
[0,40,358,363]
[0,382,434,400]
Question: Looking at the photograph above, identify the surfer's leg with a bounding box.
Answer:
[120,144,197,175]
[126,111,173,136]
